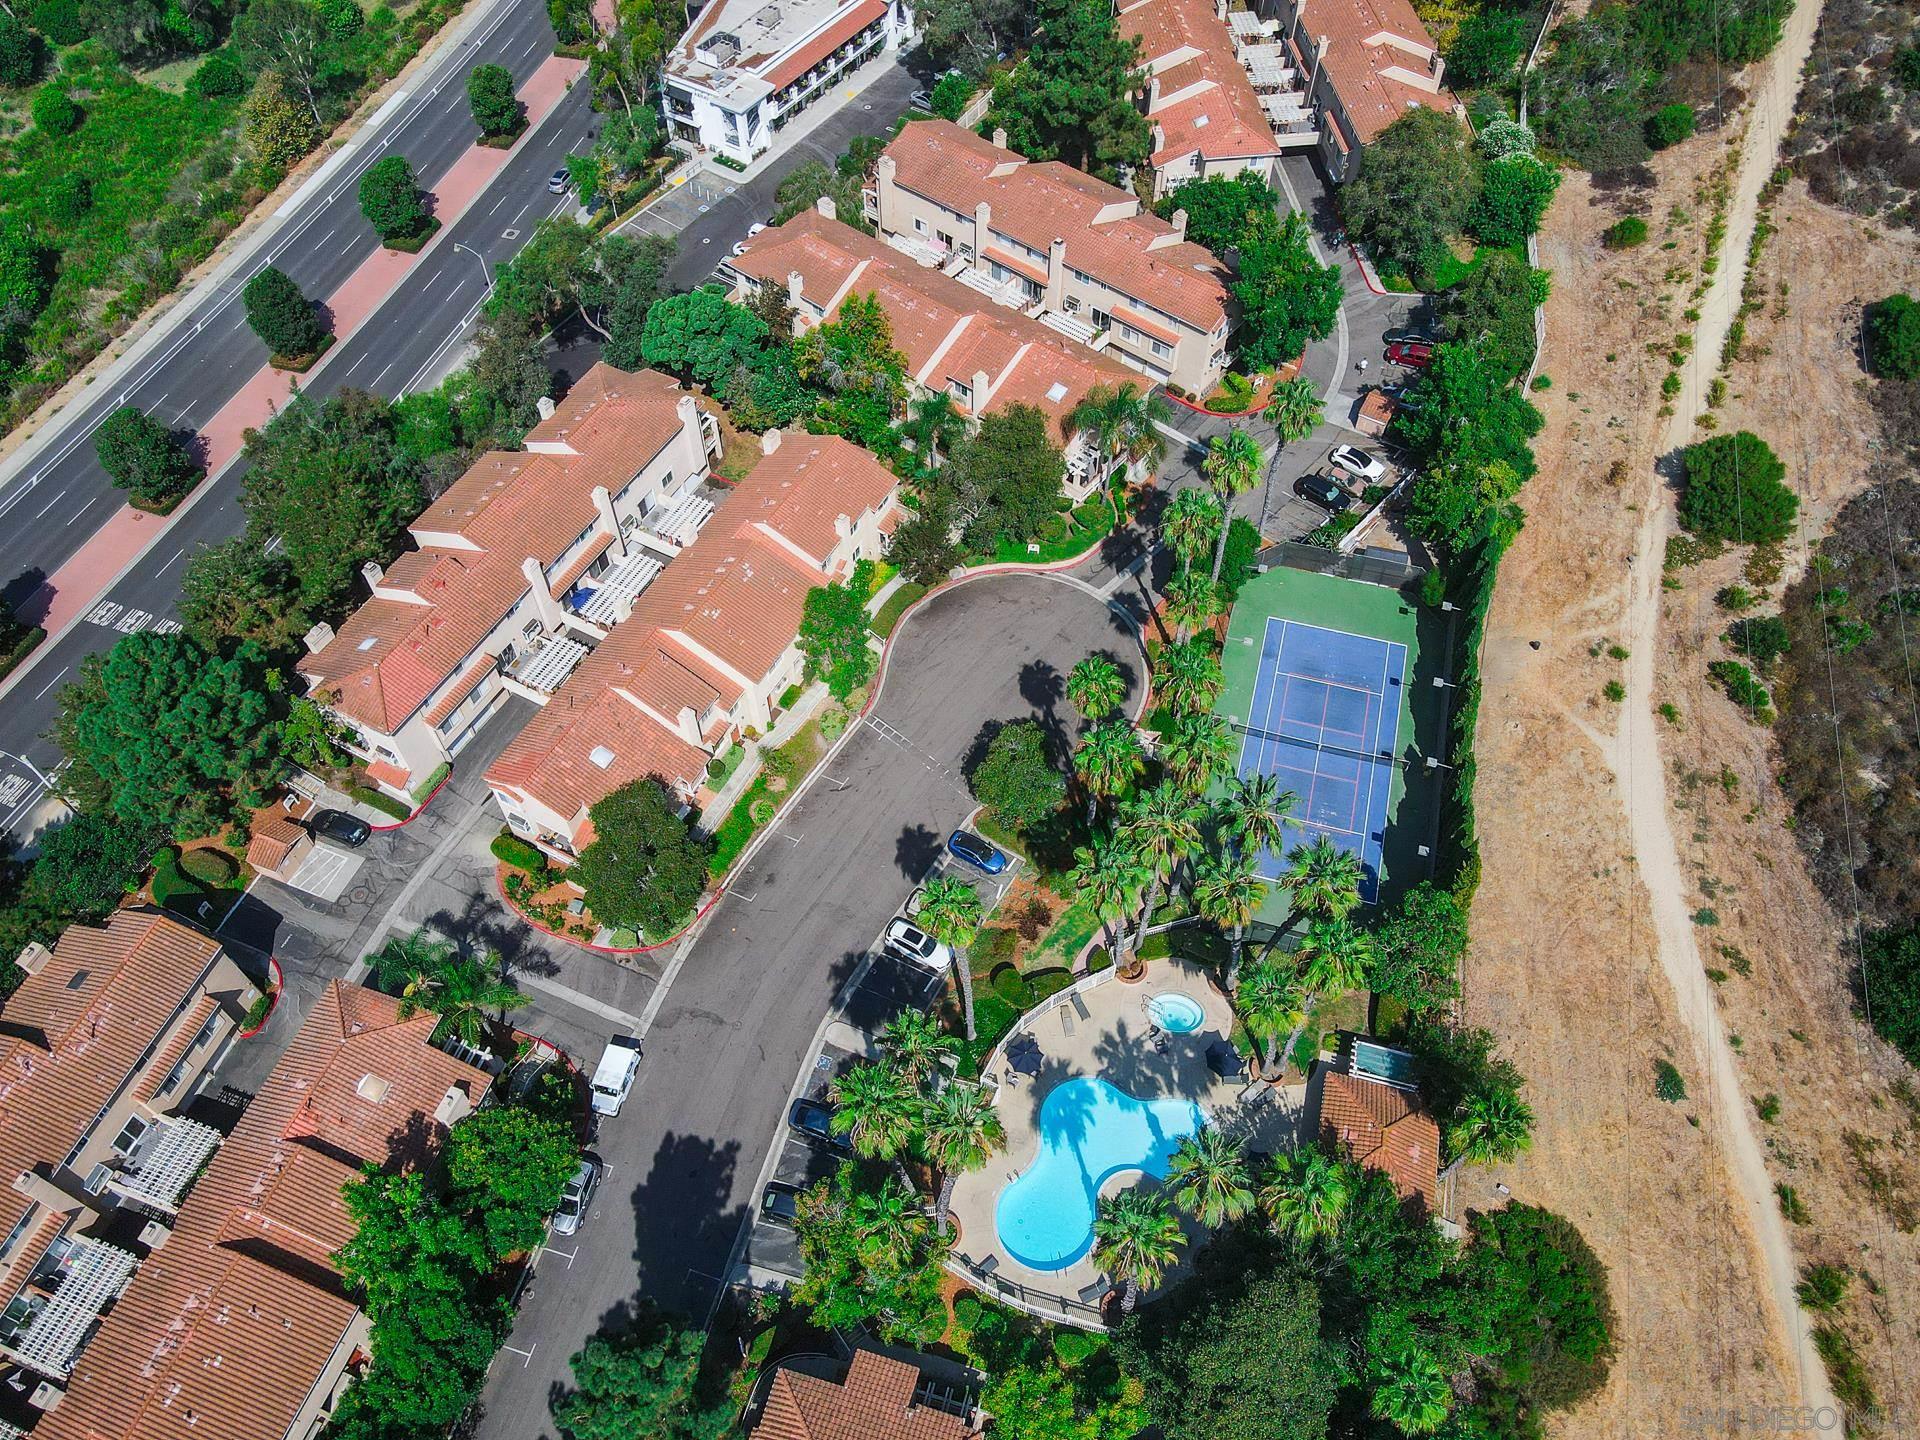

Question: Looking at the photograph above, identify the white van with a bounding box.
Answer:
[590,1036,642,1117]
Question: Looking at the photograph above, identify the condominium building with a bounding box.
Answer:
[726,207,1142,492]
[296,366,723,801]
[868,120,1232,395]
[40,981,491,1440]
[663,0,915,167]
[749,1349,978,1439]
[1259,0,1457,180]
[484,429,899,857]
[0,912,255,1419]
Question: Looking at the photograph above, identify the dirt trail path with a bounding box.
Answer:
[1605,0,1838,1413]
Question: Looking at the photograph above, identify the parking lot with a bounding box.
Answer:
[735,843,1019,1291]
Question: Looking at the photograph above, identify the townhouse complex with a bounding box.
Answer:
[663,0,916,166]
[868,119,1233,395]
[35,979,490,1440]
[726,206,1142,490]
[484,428,899,856]
[296,366,723,801]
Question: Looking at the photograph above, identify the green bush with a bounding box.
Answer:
[1602,215,1649,249]
[32,0,86,47]
[350,784,413,821]
[490,831,548,873]
[1724,614,1790,670]
[930,71,971,121]
[1086,945,1112,973]
[1865,294,1920,380]
[1678,431,1796,544]
[1653,1059,1687,1103]
[44,171,90,224]
[989,962,1033,1008]
[179,846,237,886]
[188,52,247,99]
[1708,659,1773,719]
[0,15,39,87]
[467,62,520,139]
[359,155,430,243]
[31,88,79,136]
[1646,102,1696,149]
[1053,1330,1098,1366]
[243,265,326,360]
[1027,967,1074,1001]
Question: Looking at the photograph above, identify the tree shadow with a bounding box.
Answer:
[2,567,45,611]
[615,1130,746,1323]
[425,888,562,980]
[894,822,943,882]
[1018,658,1064,736]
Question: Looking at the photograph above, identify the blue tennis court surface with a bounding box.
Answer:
[1234,618,1407,902]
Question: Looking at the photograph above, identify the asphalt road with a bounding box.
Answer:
[0,43,603,833]
[468,571,1145,1440]
[0,0,561,600]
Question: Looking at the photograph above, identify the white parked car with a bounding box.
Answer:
[590,1036,641,1117]
[551,1155,601,1236]
[883,917,952,970]
[1329,444,1387,481]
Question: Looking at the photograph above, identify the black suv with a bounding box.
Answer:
[1294,474,1353,514]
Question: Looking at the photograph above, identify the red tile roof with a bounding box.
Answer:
[485,434,897,831]
[1119,0,1282,166]
[881,121,1230,334]
[731,211,1139,441]
[1296,0,1457,144]
[751,1350,973,1440]
[765,0,887,90]
[1317,1068,1440,1211]
[300,366,695,735]
[42,982,491,1440]
[246,812,307,875]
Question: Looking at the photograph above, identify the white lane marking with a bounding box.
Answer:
[30,666,67,700]
[33,488,63,518]
[155,547,186,577]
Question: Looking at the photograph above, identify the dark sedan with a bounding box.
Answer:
[760,1181,803,1228]
[1294,474,1353,514]
[787,1097,851,1151]
[307,808,371,847]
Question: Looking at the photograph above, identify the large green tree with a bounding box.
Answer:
[1468,154,1561,247]
[58,632,282,839]
[793,292,907,454]
[793,1161,948,1342]
[1440,251,1548,384]
[467,62,521,139]
[177,536,313,656]
[574,779,710,936]
[798,571,877,699]
[987,0,1150,177]
[968,719,1066,835]
[359,154,431,244]
[938,402,1067,550]
[1158,172,1279,254]
[1230,211,1342,371]
[1340,108,1480,288]
[552,1312,730,1440]
[242,265,327,361]
[94,406,199,508]
[445,1101,579,1261]
[640,290,769,388]
[26,811,160,922]
[1866,294,1920,380]
[1678,431,1797,544]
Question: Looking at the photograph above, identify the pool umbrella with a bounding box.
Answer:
[1206,1040,1245,1078]
[1008,1037,1043,1075]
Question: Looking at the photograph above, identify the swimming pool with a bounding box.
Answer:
[994,1076,1204,1271]
[1147,991,1205,1034]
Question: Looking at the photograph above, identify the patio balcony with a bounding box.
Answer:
[1035,308,1106,348]
[0,1236,139,1378]
[883,230,948,269]
[102,1115,223,1214]
[570,548,667,628]
[951,264,1028,310]
[503,632,593,701]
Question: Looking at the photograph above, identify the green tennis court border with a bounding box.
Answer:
[1214,564,1446,923]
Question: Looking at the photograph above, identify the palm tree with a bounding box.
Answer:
[830,1059,922,1160]
[1166,1127,1256,1227]
[1192,853,1266,987]
[1162,567,1220,643]
[1066,654,1128,724]
[1272,917,1378,1075]
[878,1010,957,1088]
[922,1082,1005,1232]
[1234,952,1305,1077]
[383,939,527,1048]
[1120,783,1204,969]
[904,391,966,475]
[1069,382,1173,486]
[1216,772,1296,868]
[1267,375,1322,448]
[1073,719,1146,824]
[367,928,455,996]
[1441,1088,1536,1179]
[1070,833,1148,965]
[849,1167,930,1265]
[1201,428,1262,582]
[1155,636,1224,715]
[1284,834,1363,923]
[1092,1187,1186,1313]
[1160,710,1235,795]
[1163,488,1222,575]
[1259,1148,1354,1243]
[1369,1345,1454,1436]
[918,876,985,1041]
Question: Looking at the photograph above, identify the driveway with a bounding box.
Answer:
[468,569,1143,1440]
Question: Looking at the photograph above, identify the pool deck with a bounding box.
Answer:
[948,959,1307,1321]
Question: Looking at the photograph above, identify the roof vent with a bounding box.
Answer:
[589,745,616,769]
[355,1073,390,1104]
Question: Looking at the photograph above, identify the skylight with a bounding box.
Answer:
[1045,382,1069,403]
[1194,114,1210,128]
[589,745,616,769]
[357,636,379,652]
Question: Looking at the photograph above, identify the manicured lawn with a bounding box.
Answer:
[981,494,1119,567]
[869,582,927,638]
[149,846,246,927]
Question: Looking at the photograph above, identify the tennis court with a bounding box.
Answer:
[1235,617,1407,902]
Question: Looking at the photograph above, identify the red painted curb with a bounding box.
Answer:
[238,955,284,1038]
[1163,389,1272,418]
[1350,242,1391,297]
[369,765,454,832]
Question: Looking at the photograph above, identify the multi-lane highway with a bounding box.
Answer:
[0,1,600,832]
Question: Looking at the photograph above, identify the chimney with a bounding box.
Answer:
[14,942,51,977]
[974,199,991,253]
[786,269,805,306]
[13,1168,99,1219]
[302,621,335,654]
[591,484,626,560]
[1147,208,1188,251]
[1173,206,1188,239]
[360,560,384,592]
[835,513,852,541]
[1152,122,1166,154]
[1148,74,1161,111]
[762,428,783,455]
[432,1084,473,1129]
[991,126,1008,150]
[815,194,837,221]
[536,396,557,420]
[971,370,991,413]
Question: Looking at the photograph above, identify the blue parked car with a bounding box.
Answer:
[947,830,1008,874]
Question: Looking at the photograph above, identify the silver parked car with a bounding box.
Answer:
[551,1155,601,1237]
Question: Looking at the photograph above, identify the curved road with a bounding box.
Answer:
[471,569,1145,1439]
